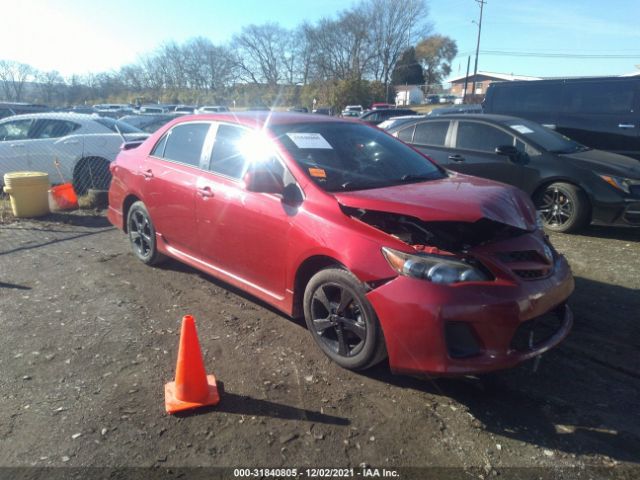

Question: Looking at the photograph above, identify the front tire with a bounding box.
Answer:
[535,182,590,233]
[303,268,387,370]
[126,201,166,266]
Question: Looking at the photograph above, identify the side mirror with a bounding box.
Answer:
[244,164,285,194]
[495,145,529,165]
[282,183,304,207]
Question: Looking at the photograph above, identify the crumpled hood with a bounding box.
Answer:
[334,172,538,231]
[561,149,640,178]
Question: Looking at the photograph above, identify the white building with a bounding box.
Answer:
[395,85,424,106]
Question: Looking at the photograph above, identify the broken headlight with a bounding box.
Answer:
[382,247,489,284]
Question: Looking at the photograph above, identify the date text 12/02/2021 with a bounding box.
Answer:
[233,468,400,477]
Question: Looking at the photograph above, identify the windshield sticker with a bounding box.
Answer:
[511,125,534,134]
[286,133,333,149]
[308,167,327,179]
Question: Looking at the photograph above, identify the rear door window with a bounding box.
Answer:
[0,119,33,141]
[31,119,79,139]
[456,122,515,152]
[162,123,210,167]
[397,125,415,142]
[413,121,449,146]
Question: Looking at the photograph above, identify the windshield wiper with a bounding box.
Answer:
[399,173,439,183]
[551,145,591,154]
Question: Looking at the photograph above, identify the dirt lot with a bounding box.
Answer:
[0,210,638,478]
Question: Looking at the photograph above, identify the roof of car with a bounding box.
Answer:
[384,113,531,132]
[175,111,352,128]
[0,112,102,122]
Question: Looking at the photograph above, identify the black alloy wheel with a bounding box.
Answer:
[535,182,589,233]
[126,201,165,266]
[304,269,386,370]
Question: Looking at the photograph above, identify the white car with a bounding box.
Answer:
[0,113,147,194]
[196,105,230,114]
[344,104,363,113]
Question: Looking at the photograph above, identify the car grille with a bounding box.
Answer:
[510,306,565,352]
[512,269,547,279]
[496,249,553,280]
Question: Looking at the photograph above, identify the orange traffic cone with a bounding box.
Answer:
[165,315,220,414]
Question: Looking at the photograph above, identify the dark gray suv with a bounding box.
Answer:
[483,76,640,160]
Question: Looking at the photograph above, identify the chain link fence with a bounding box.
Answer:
[0,108,161,225]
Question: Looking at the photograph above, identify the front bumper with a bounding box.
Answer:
[366,254,574,375]
[592,198,640,227]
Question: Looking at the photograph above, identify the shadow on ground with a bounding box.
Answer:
[363,276,640,463]
[174,382,350,426]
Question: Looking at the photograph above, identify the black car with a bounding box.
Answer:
[387,114,640,232]
[118,114,181,133]
[359,108,417,125]
[483,76,640,160]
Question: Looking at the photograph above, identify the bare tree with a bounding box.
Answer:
[0,60,35,101]
[35,70,64,104]
[306,10,374,82]
[233,23,291,86]
[182,37,237,93]
[367,0,431,86]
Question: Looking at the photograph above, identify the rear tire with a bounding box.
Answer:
[126,201,166,266]
[72,157,112,196]
[535,182,590,233]
[303,268,387,370]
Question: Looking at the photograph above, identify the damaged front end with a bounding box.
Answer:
[340,206,530,253]
[338,204,573,375]
[340,205,535,285]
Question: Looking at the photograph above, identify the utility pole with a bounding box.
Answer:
[462,56,471,103]
[471,0,486,98]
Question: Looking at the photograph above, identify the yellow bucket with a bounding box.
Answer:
[3,172,51,218]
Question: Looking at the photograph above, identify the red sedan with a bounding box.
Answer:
[108,112,574,375]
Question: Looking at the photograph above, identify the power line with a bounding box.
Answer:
[458,50,640,59]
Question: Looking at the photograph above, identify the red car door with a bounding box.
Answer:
[196,123,291,302]
[142,122,212,257]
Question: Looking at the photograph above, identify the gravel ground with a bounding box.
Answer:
[0,210,638,479]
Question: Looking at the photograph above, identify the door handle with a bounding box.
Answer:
[618,123,635,129]
[9,144,25,148]
[63,139,79,144]
[142,169,153,179]
[448,154,465,162]
[197,186,214,198]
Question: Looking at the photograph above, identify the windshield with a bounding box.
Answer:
[271,122,445,192]
[506,119,588,154]
[94,117,143,134]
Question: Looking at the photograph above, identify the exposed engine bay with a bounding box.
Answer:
[341,206,529,252]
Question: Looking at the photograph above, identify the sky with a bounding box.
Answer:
[2,0,640,79]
